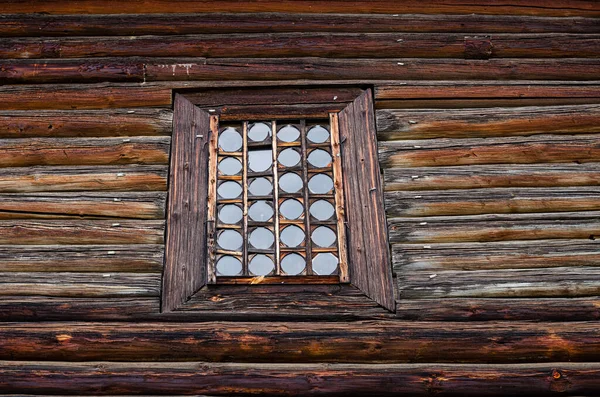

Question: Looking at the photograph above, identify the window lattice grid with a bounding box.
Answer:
[207,117,348,283]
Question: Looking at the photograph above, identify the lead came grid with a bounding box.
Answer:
[208,119,346,281]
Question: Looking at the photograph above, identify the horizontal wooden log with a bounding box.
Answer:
[392,240,600,271]
[0,137,170,168]
[376,97,600,109]
[385,187,600,217]
[0,220,165,245]
[0,192,166,219]
[0,320,597,363]
[397,267,600,298]
[378,134,600,168]
[3,1,598,17]
[0,272,160,297]
[376,104,600,140]
[389,211,600,243]
[383,163,600,191]
[0,165,168,193]
[396,298,600,321]
[0,108,172,137]
[3,14,599,37]
[1,361,599,396]
[3,34,599,59]
[0,245,164,272]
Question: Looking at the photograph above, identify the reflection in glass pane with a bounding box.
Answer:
[308,174,333,194]
[312,253,338,275]
[218,157,242,175]
[277,125,300,142]
[280,225,305,247]
[307,149,332,168]
[278,148,301,167]
[310,200,335,221]
[279,173,303,193]
[219,127,243,152]
[217,229,243,251]
[248,200,274,222]
[216,255,242,276]
[248,177,273,196]
[248,122,271,142]
[249,254,275,276]
[311,226,337,248]
[280,199,304,220]
[218,204,243,224]
[249,227,274,249]
[248,150,272,172]
[281,253,305,275]
[218,181,243,199]
[307,125,329,143]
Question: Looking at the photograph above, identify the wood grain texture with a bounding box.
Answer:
[0,321,597,363]
[0,108,172,137]
[376,97,600,109]
[376,104,600,140]
[388,212,600,243]
[1,361,600,396]
[383,163,600,191]
[162,95,210,312]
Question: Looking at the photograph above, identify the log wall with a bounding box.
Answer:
[0,1,598,395]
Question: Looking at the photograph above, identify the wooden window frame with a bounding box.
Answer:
[162,86,395,315]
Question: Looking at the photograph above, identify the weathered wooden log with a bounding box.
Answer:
[3,34,599,59]
[0,220,165,245]
[376,97,600,109]
[0,272,160,297]
[376,104,600,140]
[378,134,600,168]
[0,165,168,193]
[3,13,599,37]
[388,211,600,243]
[392,240,600,270]
[385,187,600,217]
[396,297,600,321]
[0,320,597,363]
[0,244,164,272]
[1,361,599,396]
[0,192,166,219]
[0,108,172,137]
[3,1,598,17]
[0,137,170,167]
[383,163,600,191]
[397,267,600,298]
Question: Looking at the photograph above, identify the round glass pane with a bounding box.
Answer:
[248,150,272,172]
[279,173,303,193]
[217,181,242,199]
[280,199,304,220]
[249,254,275,276]
[217,229,243,251]
[311,226,337,248]
[308,174,333,194]
[248,177,273,196]
[248,122,271,142]
[312,253,338,275]
[218,127,242,152]
[218,204,243,224]
[281,253,306,275]
[307,125,329,143]
[249,227,274,249]
[248,200,274,222]
[277,125,300,142]
[278,148,301,167]
[218,157,242,176]
[310,200,335,221]
[216,255,242,276]
[307,149,332,168]
[280,225,305,247]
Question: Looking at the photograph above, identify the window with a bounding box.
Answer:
[162,87,395,315]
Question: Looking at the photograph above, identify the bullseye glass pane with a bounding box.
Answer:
[281,253,305,275]
[280,225,305,247]
[279,173,303,193]
[308,174,333,194]
[248,122,271,142]
[311,226,336,248]
[248,200,274,222]
[307,125,329,143]
[218,181,242,199]
[307,149,332,168]
[248,177,273,196]
[249,254,275,276]
[216,255,242,276]
[312,253,338,275]
[218,157,242,175]
[249,227,274,249]
[277,125,300,142]
[280,199,304,220]
[309,200,335,221]
[248,150,272,172]
[219,127,242,152]
[217,229,243,251]
[218,204,243,224]
[278,148,301,167]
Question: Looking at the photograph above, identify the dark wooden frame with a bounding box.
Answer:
[162,87,395,313]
